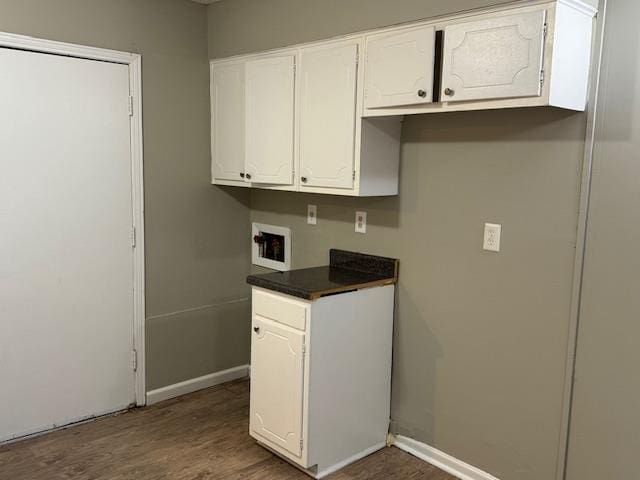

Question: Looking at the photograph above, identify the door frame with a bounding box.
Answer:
[0,32,147,406]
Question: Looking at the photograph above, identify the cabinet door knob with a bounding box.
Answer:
[253,326,260,333]
[417,89,427,98]
[240,172,245,178]
[301,176,308,183]
[444,88,455,97]
[245,173,252,180]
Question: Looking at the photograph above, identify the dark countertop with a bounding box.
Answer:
[246,249,398,300]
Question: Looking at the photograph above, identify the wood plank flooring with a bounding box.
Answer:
[0,380,457,479]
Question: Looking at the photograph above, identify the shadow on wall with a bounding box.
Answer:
[249,106,584,234]
[389,283,444,444]
[590,0,638,142]
[248,104,588,479]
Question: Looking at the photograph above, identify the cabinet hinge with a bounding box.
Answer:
[543,22,548,38]
[302,344,306,354]
[131,226,137,248]
[300,439,303,451]
[540,69,545,87]
[355,51,359,65]
[132,349,138,372]
[353,170,356,181]
[128,96,134,116]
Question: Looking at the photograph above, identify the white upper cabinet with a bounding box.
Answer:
[250,315,305,458]
[210,0,597,195]
[245,54,295,185]
[364,25,436,109]
[210,61,246,183]
[440,10,547,103]
[299,41,358,190]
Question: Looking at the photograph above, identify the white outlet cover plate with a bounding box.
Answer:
[483,223,501,252]
[307,205,317,225]
[355,211,367,234]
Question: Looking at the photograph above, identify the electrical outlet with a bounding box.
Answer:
[355,211,367,234]
[483,223,502,252]
[307,204,317,225]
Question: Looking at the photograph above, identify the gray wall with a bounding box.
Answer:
[566,0,640,478]
[208,2,592,479]
[0,0,251,390]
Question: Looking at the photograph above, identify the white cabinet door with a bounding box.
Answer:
[245,55,295,185]
[250,315,305,457]
[364,26,436,109]
[441,10,547,102]
[211,61,245,182]
[299,42,358,189]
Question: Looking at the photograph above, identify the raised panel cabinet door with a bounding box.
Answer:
[364,25,436,109]
[250,315,305,457]
[245,55,295,185]
[211,62,245,182]
[299,42,358,189]
[441,10,547,102]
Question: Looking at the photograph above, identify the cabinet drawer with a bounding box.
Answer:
[253,289,308,331]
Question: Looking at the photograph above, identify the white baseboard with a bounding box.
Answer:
[393,435,501,480]
[146,364,249,406]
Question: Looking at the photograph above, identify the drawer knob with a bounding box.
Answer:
[253,326,260,333]
[417,89,427,98]
[239,172,245,178]
[444,88,455,97]
[245,173,252,180]
[301,176,308,183]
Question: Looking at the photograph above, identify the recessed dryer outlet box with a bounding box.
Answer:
[252,223,291,271]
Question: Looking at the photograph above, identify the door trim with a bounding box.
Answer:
[0,31,147,406]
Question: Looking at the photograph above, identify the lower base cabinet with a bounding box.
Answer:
[249,285,395,478]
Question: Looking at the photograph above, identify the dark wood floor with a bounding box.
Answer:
[0,380,457,479]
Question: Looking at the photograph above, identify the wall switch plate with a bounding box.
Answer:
[483,223,502,252]
[355,211,367,234]
[307,204,317,225]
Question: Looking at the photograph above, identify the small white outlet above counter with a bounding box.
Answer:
[210,0,597,196]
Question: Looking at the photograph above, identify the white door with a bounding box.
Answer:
[0,48,135,442]
[245,55,295,185]
[364,25,436,109]
[250,316,305,457]
[299,42,358,190]
[441,10,547,102]
[211,61,246,182]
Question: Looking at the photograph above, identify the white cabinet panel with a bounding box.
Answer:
[364,26,436,109]
[211,62,245,182]
[248,284,396,475]
[245,55,295,185]
[441,10,547,102]
[299,42,358,189]
[250,315,305,457]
